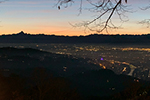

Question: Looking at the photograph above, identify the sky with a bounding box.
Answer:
[0,0,150,36]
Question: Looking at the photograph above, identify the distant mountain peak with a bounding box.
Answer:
[18,31,26,35]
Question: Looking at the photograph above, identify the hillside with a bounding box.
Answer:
[0,47,150,99]
[1,31,150,44]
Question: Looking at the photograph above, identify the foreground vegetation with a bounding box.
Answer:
[0,47,150,100]
[1,68,150,100]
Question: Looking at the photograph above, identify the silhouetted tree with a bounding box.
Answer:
[56,0,150,33]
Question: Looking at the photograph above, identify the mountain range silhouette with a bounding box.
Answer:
[0,31,150,44]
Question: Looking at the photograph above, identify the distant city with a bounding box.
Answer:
[1,32,150,99]
[46,44,150,80]
[0,43,150,80]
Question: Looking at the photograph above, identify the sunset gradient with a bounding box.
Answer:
[0,0,150,36]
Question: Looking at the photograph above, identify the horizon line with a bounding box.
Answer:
[1,31,150,37]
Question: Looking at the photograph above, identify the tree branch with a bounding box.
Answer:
[56,0,129,33]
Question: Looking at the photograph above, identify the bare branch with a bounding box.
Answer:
[98,0,122,32]
[77,0,83,15]
[140,3,150,10]
[55,0,74,9]
[139,19,150,28]
[139,1,150,28]
[56,0,130,33]
[0,0,8,3]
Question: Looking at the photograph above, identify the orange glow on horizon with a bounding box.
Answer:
[0,25,149,36]
[0,0,150,36]
[0,29,149,36]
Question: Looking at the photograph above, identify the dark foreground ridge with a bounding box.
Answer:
[1,31,150,44]
[0,47,150,100]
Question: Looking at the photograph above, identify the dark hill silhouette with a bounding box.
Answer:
[0,47,150,99]
[1,31,150,43]
[0,47,100,77]
[70,69,150,98]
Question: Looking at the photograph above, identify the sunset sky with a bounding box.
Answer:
[0,0,150,36]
